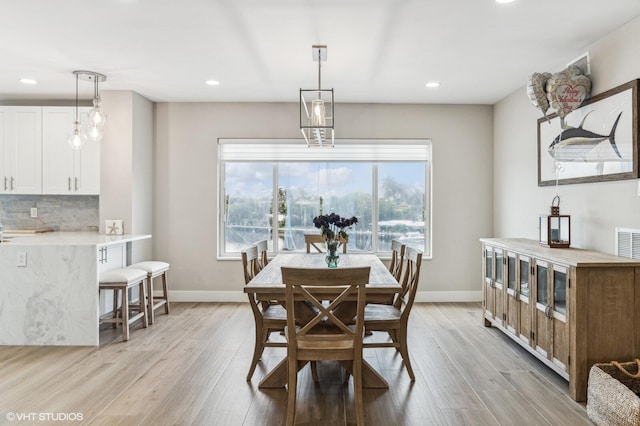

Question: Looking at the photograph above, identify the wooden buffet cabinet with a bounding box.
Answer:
[480,238,640,401]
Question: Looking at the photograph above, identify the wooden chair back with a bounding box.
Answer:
[281,266,370,426]
[389,240,406,282]
[255,239,269,271]
[281,266,370,356]
[304,233,348,254]
[241,245,260,285]
[394,246,423,318]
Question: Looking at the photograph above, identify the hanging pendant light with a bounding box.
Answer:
[68,72,87,150]
[300,45,334,147]
[79,71,107,142]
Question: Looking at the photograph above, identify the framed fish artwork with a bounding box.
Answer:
[538,79,639,186]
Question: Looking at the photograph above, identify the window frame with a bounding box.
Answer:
[217,139,432,259]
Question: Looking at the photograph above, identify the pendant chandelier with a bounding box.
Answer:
[68,70,107,150]
[300,45,334,147]
[67,72,86,150]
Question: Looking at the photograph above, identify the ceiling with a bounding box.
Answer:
[2,0,640,105]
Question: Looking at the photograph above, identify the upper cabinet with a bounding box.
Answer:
[0,106,100,195]
[0,106,43,194]
[42,107,100,195]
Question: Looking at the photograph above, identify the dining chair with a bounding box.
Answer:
[389,239,406,282]
[282,266,370,426]
[363,246,423,381]
[242,245,287,381]
[254,239,269,271]
[304,233,347,254]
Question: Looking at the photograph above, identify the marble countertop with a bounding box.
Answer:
[0,232,151,246]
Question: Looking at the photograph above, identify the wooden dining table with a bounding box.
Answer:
[244,252,401,389]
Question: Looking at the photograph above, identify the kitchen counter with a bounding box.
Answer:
[2,231,150,246]
[0,232,151,346]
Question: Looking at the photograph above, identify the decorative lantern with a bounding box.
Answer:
[539,195,570,248]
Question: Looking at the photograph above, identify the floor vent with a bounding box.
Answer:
[615,227,640,259]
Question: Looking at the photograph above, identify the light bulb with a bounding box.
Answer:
[311,99,326,126]
[68,127,87,150]
[89,107,106,127]
[86,124,104,142]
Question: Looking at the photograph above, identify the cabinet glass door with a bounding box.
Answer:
[495,251,503,285]
[520,258,530,297]
[485,248,493,280]
[553,268,567,315]
[508,255,516,291]
[537,264,548,305]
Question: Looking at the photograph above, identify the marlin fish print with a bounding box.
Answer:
[548,111,623,162]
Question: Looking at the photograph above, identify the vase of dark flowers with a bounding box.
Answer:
[312,213,358,268]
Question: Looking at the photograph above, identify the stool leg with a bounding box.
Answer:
[112,289,119,328]
[147,276,155,325]
[122,287,130,341]
[162,272,170,314]
[140,280,148,328]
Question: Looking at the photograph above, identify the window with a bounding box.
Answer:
[218,139,431,258]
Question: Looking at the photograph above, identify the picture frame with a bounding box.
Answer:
[538,79,639,186]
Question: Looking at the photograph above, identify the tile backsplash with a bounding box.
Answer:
[0,195,99,231]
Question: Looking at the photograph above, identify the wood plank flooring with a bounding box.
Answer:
[0,303,592,425]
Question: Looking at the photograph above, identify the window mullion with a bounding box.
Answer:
[372,163,379,253]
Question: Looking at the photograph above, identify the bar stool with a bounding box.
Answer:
[99,268,149,341]
[127,261,170,325]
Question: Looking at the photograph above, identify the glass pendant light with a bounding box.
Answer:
[68,72,86,150]
[300,45,334,147]
[83,71,107,142]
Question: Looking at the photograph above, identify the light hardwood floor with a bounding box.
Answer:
[0,303,592,425]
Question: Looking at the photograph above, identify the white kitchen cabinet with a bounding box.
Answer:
[42,106,100,195]
[0,106,42,194]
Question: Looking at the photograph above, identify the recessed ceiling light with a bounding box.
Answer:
[495,0,516,3]
[205,80,220,86]
[19,78,37,85]
[425,81,440,88]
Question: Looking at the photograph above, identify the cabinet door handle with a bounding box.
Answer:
[3,176,7,191]
[74,177,78,191]
[68,177,72,191]
[10,177,14,190]
[545,305,553,319]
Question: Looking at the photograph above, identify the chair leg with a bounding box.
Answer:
[397,327,415,381]
[140,280,148,328]
[147,276,155,325]
[122,288,130,341]
[286,357,297,426]
[353,358,364,426]
[162,272,170,314]
[112,289,118,328]
[247,325,267,381]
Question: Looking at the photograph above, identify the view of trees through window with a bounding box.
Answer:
[222,161,428,256]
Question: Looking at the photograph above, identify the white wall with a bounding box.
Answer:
[100,91,153,263]
[494,16,640,252]
[154,102,493,301]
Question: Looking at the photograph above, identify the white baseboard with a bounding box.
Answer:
[414,291,482,303]
[169,290,482,303]
[169,291,248,303]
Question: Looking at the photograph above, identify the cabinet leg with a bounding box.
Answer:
[483,317,492,327]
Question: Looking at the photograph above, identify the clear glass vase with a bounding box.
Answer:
[325,240,340,268]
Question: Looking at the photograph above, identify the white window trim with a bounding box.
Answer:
[218,138,432,259]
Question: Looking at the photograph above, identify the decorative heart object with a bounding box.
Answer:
[546,65,591,119]
[526,72,552,116]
